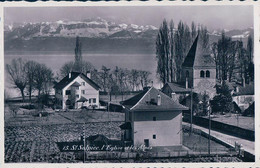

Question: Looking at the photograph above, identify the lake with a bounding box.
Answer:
[4,52,161,97]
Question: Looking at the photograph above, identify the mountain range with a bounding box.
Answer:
[4,17,254,54]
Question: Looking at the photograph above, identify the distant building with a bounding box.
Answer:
[161,82,191,102]
[120,87,188,147]
[233,83,254,111]
[182,34,216,98]
[54,72,100,109]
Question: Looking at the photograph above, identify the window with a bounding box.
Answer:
[153,117,156,121]
[76,95,79,98]
[93,98,96,103]
[82,82,85,86]
[206,70,210,78]
[89,99,92,104]
[153,135,156,139]
[76,87,79,90]
[186,70,189,78]
[82,90,85,94]
[65,90,71,95]
[200,70,205,78]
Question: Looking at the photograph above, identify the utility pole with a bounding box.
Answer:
[83,121,86,163]
[190,88,193,134]
[208,101,211,155]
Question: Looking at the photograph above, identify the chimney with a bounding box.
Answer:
[157,94,161,106]
[69,72,71,78]
[171,92,177,102]
[185,78,188,89]
[236,86,239,93]
[86,71,91,79]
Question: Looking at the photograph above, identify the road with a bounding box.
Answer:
[183,122,255,155]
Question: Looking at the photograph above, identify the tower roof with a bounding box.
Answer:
[182,34,215,68]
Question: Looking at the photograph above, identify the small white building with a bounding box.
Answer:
[54,72,100,109]
[233,83,254,111]
[120,87,188,147]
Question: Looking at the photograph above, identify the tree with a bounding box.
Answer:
[213,32,234,81]
[34,63,54,97]
[6,58,27,102]
[24,60,38,102]
[59,60,95,79]
[100,66,110,92]
[156,19,170,84]
[211,81,233,114]
[247,35,254,82]
[73,36,83,72]
[139,70,151,89]
[169,20,176,82]
[191,22,197,40]
[129,69,140,91]
[174,21,185,82]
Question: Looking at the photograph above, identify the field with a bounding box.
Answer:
[4,104,240,163]
[210,114,254,131]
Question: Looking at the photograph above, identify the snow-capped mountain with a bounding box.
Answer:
[4,18,159,40]
[4,18,253,54]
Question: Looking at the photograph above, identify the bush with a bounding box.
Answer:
[20,104,36,110]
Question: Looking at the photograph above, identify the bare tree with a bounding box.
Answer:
[6,58,27,102]
[24,60,38,102]
[34,63,54,97]
[139,71,151,89]
[100,66,110,92]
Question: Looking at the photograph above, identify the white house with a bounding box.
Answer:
[120,87,188,147]
[233,83,254,112]
[54,72,100,109]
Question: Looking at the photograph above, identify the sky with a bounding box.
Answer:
[4,5,253,31]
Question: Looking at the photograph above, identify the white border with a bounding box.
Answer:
[0,1,259,168]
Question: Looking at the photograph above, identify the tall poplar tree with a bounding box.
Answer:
[73,36,82,72]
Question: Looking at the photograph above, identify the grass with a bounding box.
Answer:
[210,114,254,131]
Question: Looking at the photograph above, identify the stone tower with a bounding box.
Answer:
[182,34,216,98]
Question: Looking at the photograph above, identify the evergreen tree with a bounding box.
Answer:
[211,81,233,114]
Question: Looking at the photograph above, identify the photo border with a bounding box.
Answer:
[0,1,259,168]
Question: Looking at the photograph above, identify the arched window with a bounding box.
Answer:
[200,70,205,78]
[186,70,189,78]
[206,70,210,78]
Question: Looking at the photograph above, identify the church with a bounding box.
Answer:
[181,34,216,98]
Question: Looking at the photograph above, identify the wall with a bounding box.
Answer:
[133,111,182,147]
[193,68,216,98]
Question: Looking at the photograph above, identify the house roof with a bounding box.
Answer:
[77,96,88,102]
[54,72,100,90]
[233,83,254,96]
[121,87,188,112]
[182,34,215,68]
[162,82,191,93]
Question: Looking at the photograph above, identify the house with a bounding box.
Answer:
[120,87,188,147]
[181,34,216,98]
[161,82,191,102]
[232,83,254,112]
[54,72,100,109]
